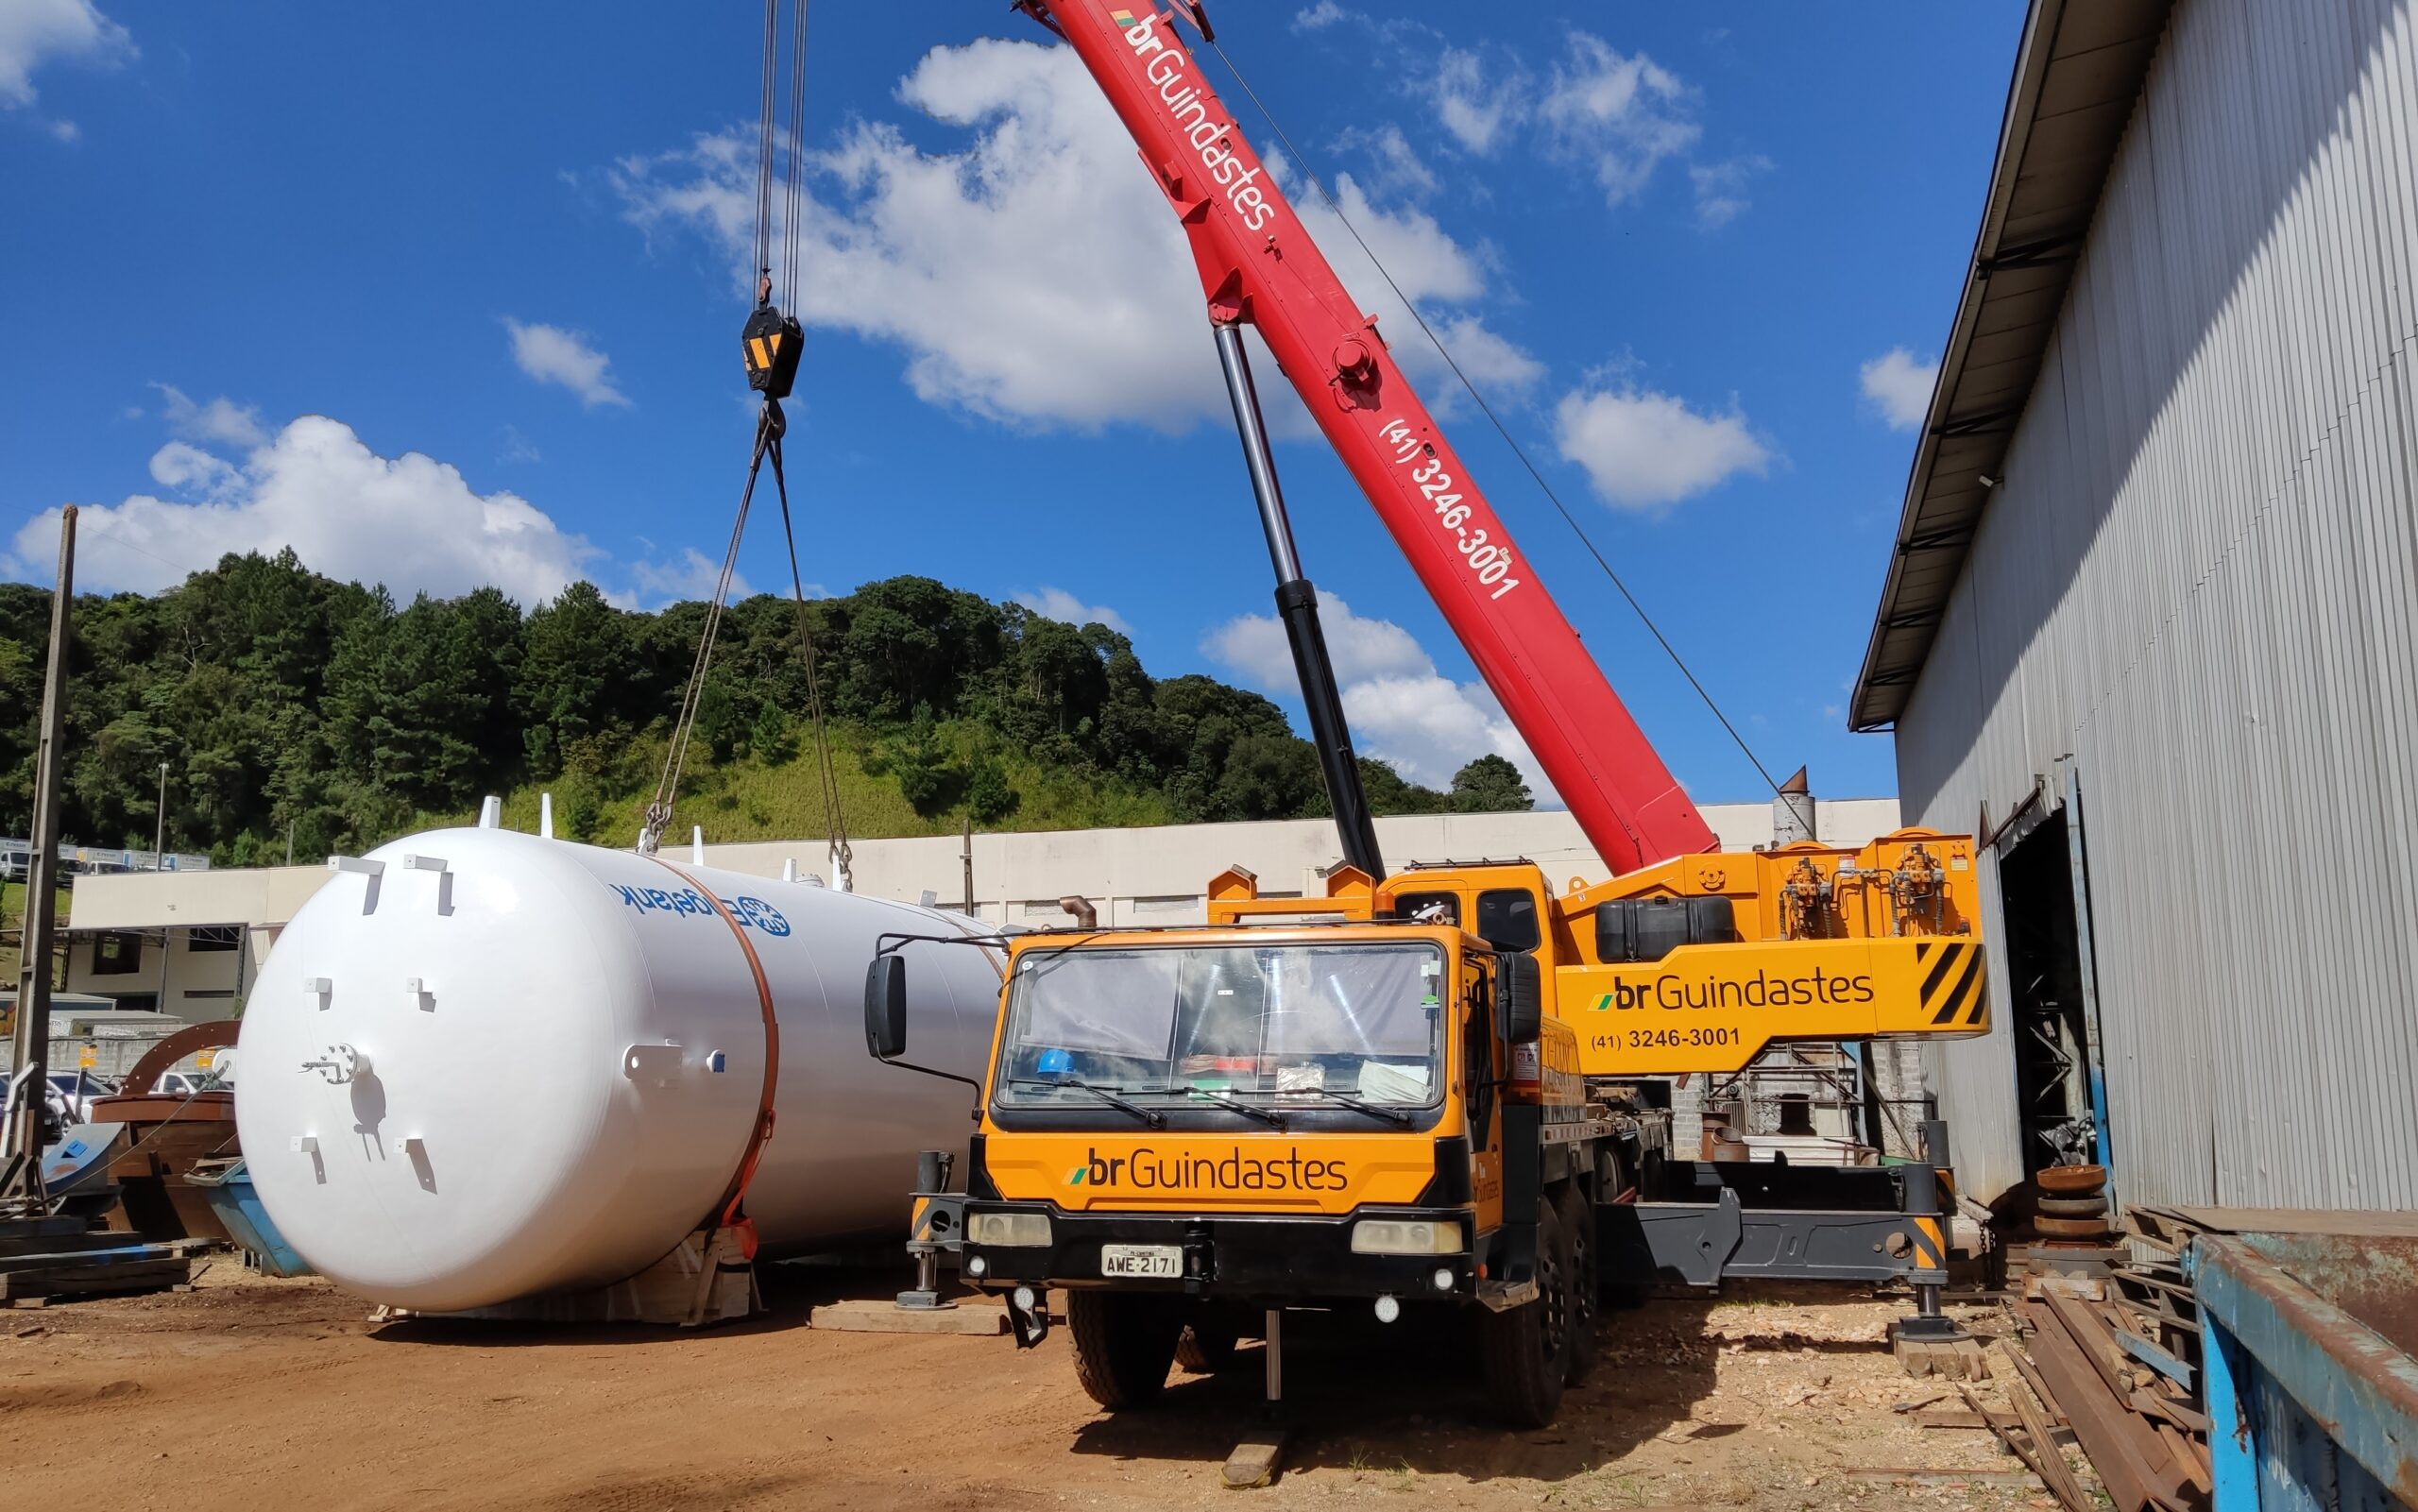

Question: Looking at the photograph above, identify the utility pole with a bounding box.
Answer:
[154,761,168,869]
[2,508,77,1211]
[961,812,975,918]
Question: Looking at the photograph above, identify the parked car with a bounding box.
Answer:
[0,1078,77,1138]
[46,1070,116,1121]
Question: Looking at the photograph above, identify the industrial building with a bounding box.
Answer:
[1854,0,2418,1211]
[60,796,1902,1020]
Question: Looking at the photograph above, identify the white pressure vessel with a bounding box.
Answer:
[234,826,1000,1312]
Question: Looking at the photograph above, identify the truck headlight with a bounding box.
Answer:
[1350,1219,1465,1255]
[965,1211,1053,1248]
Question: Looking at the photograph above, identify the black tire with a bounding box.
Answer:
[2037,1195,2108,1217]
[1556,1183,1599,1383]
[1066,1292,1183,1410]
[1479,1201,1568,1427]
[1175,1319,1241,1374]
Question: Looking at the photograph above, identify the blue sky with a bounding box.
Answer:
[1,1,2021,804]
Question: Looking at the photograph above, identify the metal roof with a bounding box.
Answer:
[1849,0,2175,731]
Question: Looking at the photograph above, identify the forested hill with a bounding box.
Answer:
[0,551,1532,864]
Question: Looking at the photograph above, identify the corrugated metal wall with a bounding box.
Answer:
[1899,0,2418,1209]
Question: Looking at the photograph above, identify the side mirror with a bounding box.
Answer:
[864,956,907,1061]
[1499,952,1541,1045]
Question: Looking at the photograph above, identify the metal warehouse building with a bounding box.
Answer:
[1855,0,2418,1211]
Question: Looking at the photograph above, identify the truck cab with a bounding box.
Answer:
[868,894,1604,1423]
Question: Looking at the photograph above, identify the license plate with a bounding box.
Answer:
[1098,1244,1182,1279]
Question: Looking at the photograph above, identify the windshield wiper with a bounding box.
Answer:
[1184,1086,1286,1128]
[1009,1077,1165,1129]
[1285,1090,1415,1127]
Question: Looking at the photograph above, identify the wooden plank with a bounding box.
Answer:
[2018,1303,2193,1512]
[2043,1288,2135,1399]
[2114,1271,2199,1303]
[2111,1321,2196,1391]
[0,1256,187,1300]
[2130,1388,2211,1436]
[0,1243,173,1272]
[1843,1470,2045,1488]
[2154,1421,2212,1499]
[1961,1382,2052,1488]
[2006,1366,2096,1512]
[1221,1431,1287,1490]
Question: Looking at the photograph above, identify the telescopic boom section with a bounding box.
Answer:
[1029,2,1716,874]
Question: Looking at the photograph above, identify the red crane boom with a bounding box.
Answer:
[1024,2,1717,875]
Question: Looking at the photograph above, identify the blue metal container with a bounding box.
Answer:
[187,1158,313,1278]
[2192,1217,2418,1511]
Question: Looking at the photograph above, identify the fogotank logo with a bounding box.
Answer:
[1069,1147,1346,1194]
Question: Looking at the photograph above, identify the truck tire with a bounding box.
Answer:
[1555,1182,1599,1383]
[1175,1319,1241,1374]
[1067,1292,1183,1410]
[1479,1201,1568,1427]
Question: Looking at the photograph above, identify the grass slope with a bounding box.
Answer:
[428,719,1176,845]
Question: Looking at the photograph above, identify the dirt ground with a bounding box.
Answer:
[0,1262,2041,1511]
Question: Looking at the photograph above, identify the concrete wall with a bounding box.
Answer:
[1895,0,2418,1207]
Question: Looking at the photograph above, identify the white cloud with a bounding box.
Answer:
[1553,382,1771,510]
[14,415,601,605]
[1860,347,1938,430]
[609,40,1535,433]
[1293,1,1351,30]
[1205,592,1430,689]
[1539,36,1699,208]
[155,384,267,450]
[504,319,631,408]
[145,441,238,497]
[1690,154,1770,229]
[1014,587,1133,637]
[0,0,129,110]
[45,116,75,141]
[1205,594,1540,793]
[1428,48,1515,154]
[1336,123,1437,200]
[631,547,748,604]
[1289,172,1543,401]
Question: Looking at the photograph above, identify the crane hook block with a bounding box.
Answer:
[742,305,805,399]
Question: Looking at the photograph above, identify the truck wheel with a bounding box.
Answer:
[1175,1319,1241,1373]
[1067,1292,1183,1410]
[1479,1201,1568,1427]
[1556,1183,1599,1383]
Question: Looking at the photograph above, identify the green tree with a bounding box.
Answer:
[1449,754,1533,813]
[516,582,627,777]
[964,754,1018,825]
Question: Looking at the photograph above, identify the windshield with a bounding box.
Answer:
[996,941,1447,1109]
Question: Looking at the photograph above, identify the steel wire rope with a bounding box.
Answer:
[1204,38,1786,802]
[753,0,779,298]
[647,1,848,865]
[762,435,852,879]
[639,410,775,855]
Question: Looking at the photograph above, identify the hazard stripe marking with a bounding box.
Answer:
[1933,946,1984,1026]
[1919,941,1965,1010]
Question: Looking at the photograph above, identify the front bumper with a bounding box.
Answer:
[959,1203,1481,1302]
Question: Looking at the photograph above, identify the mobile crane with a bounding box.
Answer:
[853,0,1991,1445]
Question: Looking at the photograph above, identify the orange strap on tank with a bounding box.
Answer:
[643,857,780,1249]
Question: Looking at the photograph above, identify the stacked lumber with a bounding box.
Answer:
[2007,1229,2211,1512]
[0,1215,197,1304]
